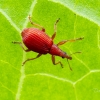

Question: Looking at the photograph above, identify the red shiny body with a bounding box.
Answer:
[21,28,72,59]
[13,16,83,69]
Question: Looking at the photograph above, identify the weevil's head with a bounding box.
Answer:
[61,52,72,70]
[61,52,72,60]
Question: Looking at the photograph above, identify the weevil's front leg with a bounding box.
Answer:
[51,18,60,40]
[57,37,84,46]
[12,41,30,52]
[28,15,45,32]
[22,53,42,66]
[52,55,63,68]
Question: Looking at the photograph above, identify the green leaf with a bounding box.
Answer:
[0,0,100,100]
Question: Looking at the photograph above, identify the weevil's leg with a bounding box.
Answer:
[51,18,60,40]
[12,41,30,52]
[22,53,42,66]
[52,55,63,68]
[57,37,84,46]
[28,15,45,32]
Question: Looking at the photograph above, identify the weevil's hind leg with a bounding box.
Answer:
[57,37,84,46]
[51,18,60,40]
[12,41,31,52]
[22,53,42,66]
[52,55,63,68]
[28,15,45,32]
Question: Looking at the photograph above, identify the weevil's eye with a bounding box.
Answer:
[64,52,66,54]
[62,52,66,58]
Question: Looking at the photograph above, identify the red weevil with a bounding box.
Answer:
[13,16,83,70]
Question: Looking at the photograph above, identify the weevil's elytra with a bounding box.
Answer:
[22,28,53,54]
[13,16,83,70]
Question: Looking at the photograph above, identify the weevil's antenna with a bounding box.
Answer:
[67,59,72,71]
[67,51,81,70]
[70,52,81,56]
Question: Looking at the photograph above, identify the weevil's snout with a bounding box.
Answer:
[67,56,72,60]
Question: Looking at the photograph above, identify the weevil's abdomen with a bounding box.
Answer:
[21,28,53,54]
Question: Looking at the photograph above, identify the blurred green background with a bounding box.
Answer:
[0,0,100,100]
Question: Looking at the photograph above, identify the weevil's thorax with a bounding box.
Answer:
[49,44,62,55]
[49,44,72,60]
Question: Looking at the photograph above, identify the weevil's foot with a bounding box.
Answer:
[61,64,63,68]
[12,41,18,44]
[28,15,31,19]
[22,63,24,66]
[12,41,15,44]
[70,67,72,71]
[22,59,28,66]
[77,37,84,40]
[12,41,21,44]
[75,51,81,54]
[57,18,60,22]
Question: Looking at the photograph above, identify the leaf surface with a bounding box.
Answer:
[0,0,100,100]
